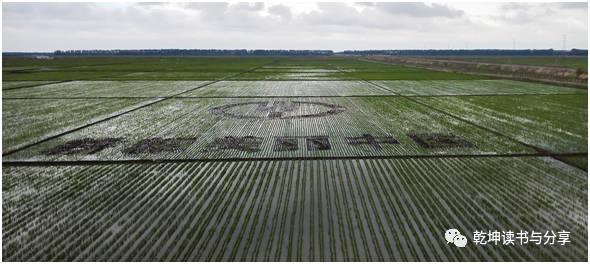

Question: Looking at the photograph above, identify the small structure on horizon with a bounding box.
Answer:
[33,55,54,60]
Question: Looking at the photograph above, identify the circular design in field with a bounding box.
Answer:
[209,101,346,120]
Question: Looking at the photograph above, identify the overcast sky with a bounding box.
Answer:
[2,2,588,52]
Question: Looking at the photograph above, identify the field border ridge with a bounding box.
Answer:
[2,93,586,100]
[2,80,72,91]
[3,152,587,167]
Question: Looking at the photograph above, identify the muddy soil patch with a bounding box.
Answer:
[345,134,399,149]
[273,137,299,151]
[306,136,331,151]
[205,136,263,152]
[408,133,475,148]
[123,137,198,154]
[45,138,123,155]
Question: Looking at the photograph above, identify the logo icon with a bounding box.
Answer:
[209,101,345,120]
[445,229,468,248]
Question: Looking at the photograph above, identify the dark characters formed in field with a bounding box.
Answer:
[306,136,332,151]
[42,133,477,157]
[273,137,299,151]
[205,136,263,152]
[408,133,475,148]
[45,138,122,155]
[345,134,399,149]
[123,137,198,154]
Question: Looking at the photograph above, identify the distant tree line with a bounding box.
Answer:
[52,49,334,57]
[338,49,588,57]
[2,49,587,57]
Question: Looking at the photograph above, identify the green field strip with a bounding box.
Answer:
[5,97,537,162]
[2,81,210,98]
[330,71,489,80]
[63,58,276,72]
[3,57,152,71]
[374,80,587,96]
[3,157,586,261]
[439,56,588,70]
[2,70,131,81]
[3,57,277,81]
[99,71,236,80]
[413,94,587,153]
[2,98,158,153]
[2,60,167,82]
[325,61,492,80]
[2,81,65,90]
[184,81,394,97]
[2,70,231,81]
[3,57,493,81]
[358,58,588,89]
[227,59,491,80]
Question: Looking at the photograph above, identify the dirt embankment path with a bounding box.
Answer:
[364,56,588,89]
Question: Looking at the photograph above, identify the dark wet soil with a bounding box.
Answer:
[45,138,123,155]
[205,136,263,152]
[123,137,198,154]
[273,137,299,151]
[345,134,399,149]
[306,137,331,151]
[408,133,475,148]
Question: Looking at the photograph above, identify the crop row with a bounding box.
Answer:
[374,80,586,96]
[187,81,392,97]
[2,81,209,98]
[2,57,275,81]
[416,94,587,153]
[2,98,157,152]
[6,97,534,161]
[3,156,587,261]
[4,78,582,100]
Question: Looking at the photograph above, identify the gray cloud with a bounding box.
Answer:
[3,2,98,20]
[371,2,464,18]
[268,4,292,20]
[496,3,586,24]
[2,2,587,51]
[561,2,588,9]
[135,2,168,7]
[184,2,228,13]
[234,2,264,11]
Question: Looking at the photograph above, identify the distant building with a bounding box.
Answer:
[34,55,54,60]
